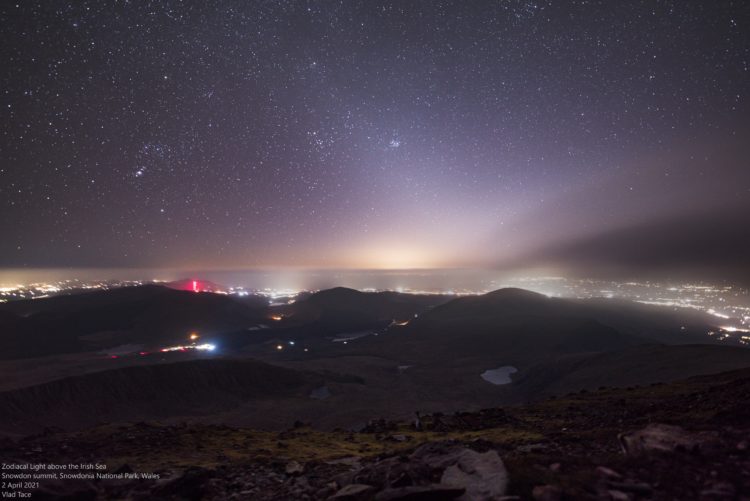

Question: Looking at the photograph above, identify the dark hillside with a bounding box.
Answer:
[0,285,267,360]
[0,358,320,434]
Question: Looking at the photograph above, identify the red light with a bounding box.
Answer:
[139,351,148,356]
[192,280,198,292]
[110,355,118,359]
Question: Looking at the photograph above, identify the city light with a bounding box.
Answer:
[2,276,749,344]
[160,343,215,353]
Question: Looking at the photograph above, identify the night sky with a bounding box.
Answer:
[1,1,748,280]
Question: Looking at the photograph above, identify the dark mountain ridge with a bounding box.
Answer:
[274,286,452,334]
[0,358,322,435]
[407,287,729,347]
[0,285,268,360]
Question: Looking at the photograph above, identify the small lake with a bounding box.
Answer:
[310,386,331,399]
[332,330,374,342]
[481,366,518,385]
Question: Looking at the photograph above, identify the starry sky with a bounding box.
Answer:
[1,1,749,281]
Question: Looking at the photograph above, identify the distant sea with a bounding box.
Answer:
[0,267,539,294]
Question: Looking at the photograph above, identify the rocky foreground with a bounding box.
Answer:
[2,367,749,500]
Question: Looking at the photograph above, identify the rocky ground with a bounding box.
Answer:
[1,367,749,500]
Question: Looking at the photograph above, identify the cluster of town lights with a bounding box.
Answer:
[159,332,215,352]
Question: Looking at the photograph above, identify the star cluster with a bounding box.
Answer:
[1,1,748,273]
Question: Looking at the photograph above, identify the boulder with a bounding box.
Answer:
[531,485,562,501]
[340,442,508,500]
[440,450,508,500]
[619,424,719,455]
[285,460,304,475]
[329,483,376,500]
[375,484,465,500]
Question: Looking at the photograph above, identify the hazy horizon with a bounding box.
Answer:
[2,266,748,294]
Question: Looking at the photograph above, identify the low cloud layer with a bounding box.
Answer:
[517,207,750,285]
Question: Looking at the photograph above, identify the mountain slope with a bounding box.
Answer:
[0,285,268,360]
[366,288,737,366]
[5,366,750,500]
[0,358,321,434]
[412,288,721,344]
[513,343,750,397]
[273,287,452,335]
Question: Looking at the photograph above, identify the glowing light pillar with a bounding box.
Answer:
[192,280,198,292]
